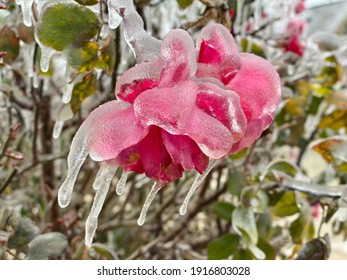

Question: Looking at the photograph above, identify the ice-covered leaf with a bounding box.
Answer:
[266,160,298,181]
[232,207,258,244]
[256,213,272,239]
[296,238,329,260]
[37,3,100,51]
[91,243,118,260]
[0,26,19,63]
[70,72,97,113]
[272,191,299,217]
[316,56,344,87]
[177,0,194,9]
[96,35,116,75]
[66,42,99,73]
[74,0,98,5]
[213,201,234,222]
[240,38,266,58]
[319,110,347,131]
[289,214,315,244]
[17,22,35,44]
[257,238,276,260]
[27,232,68,260]
[7,217,40,249]
[227,170,246,196]
[207,233,240,260]
[241,188,268,213]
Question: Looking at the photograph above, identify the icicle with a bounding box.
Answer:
[62,82,74,104]
[58,127,89,208]
[108,0,123,29]
[137,182,162,226]
[116,169,128,195]
[17,0,34,27]
[52,120,64,139]
[32,72,40,89]
[39,45,54,73]
[85,164,117,246]
[179,159,218,216]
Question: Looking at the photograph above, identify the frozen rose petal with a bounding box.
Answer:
[134,81,197,134]
[162,130,209,173]
[158,29,196,87]
[227,53,281,152]
[115,62,161,103]
[196,24,241,84]
[195,82,246,143]
[86,101,148,161]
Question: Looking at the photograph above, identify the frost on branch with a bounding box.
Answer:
[57,22,281,245]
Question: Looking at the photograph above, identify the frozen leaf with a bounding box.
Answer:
[319,110,347,131]
[316,56,344,87]
[272,191,299,217]
[66,42,99,73]
[227,170,245,196]
[256,213,272,239]
[177,0,193,9]
[96,35,116,75]
[232,207,258,244]
[296,238,329,260]
[91,243,118,260]
[213,201,234,222]
[257,238,276,260]
[290,214,315,244]
[17,22,35,44]
[0,26,19,63]
[74,0,98,5]
[240,38,266,58]
[207,233,240,260]
[37,3,100,51]
[241,188,268,213]
[266,160,298,181]
[7,217,40,249]
[70,72,97,113]
[27,232,68,260]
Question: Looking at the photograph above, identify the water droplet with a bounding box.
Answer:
[137,182,162,226]
[116,170,128,195]
[85,164,117,246]
[179,160,217,216]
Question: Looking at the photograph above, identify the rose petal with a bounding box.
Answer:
[161,130,209,173]
[196,24,241,84]
[158,29,196,87]
[85,100,148,161]
[227,53,281,152]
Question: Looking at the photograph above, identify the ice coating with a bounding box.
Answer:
[107,0,123,29]
[17,0,34,27]
[137,182,162,226]
[85,164,116,246]
[63,82,74,104]
[107,0,161,63]
[179,160,217,216]
[115,169,128,195]
[39,44,54,73]
[52,120,64,140]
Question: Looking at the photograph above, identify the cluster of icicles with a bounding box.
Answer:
[17,0,217,246]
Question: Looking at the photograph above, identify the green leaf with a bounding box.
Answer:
[177,0,194,9]
[296,238,329,260]
[229,148,248,160]
[213,202,234,222]
[74,0,98,5]
[241,188,268,213]
[315,55,344,87]
[319,110,347,131]
[207,234,240,260]
[289,214,315,244]
[37,3,100,51]
[240,38,266,58]
[227,170,246,196]
[257,238,276,260]
[256,213,272,239]
[91,243,117,260]
[0,26,19,63]
[267,160,298,181]
[272,191,299,217]
[66,41,99,73]
[232,207,258,244]
[7,217,40,249]
[70,72,98,113]
[27,232,68,260]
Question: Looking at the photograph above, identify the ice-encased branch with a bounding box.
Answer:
[108,0,161,63]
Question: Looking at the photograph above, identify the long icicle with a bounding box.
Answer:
[179,159,218,216]
[137,182,162,226]
[115,169,128,195]
[85,164,117,247]
[93,164,117,191]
